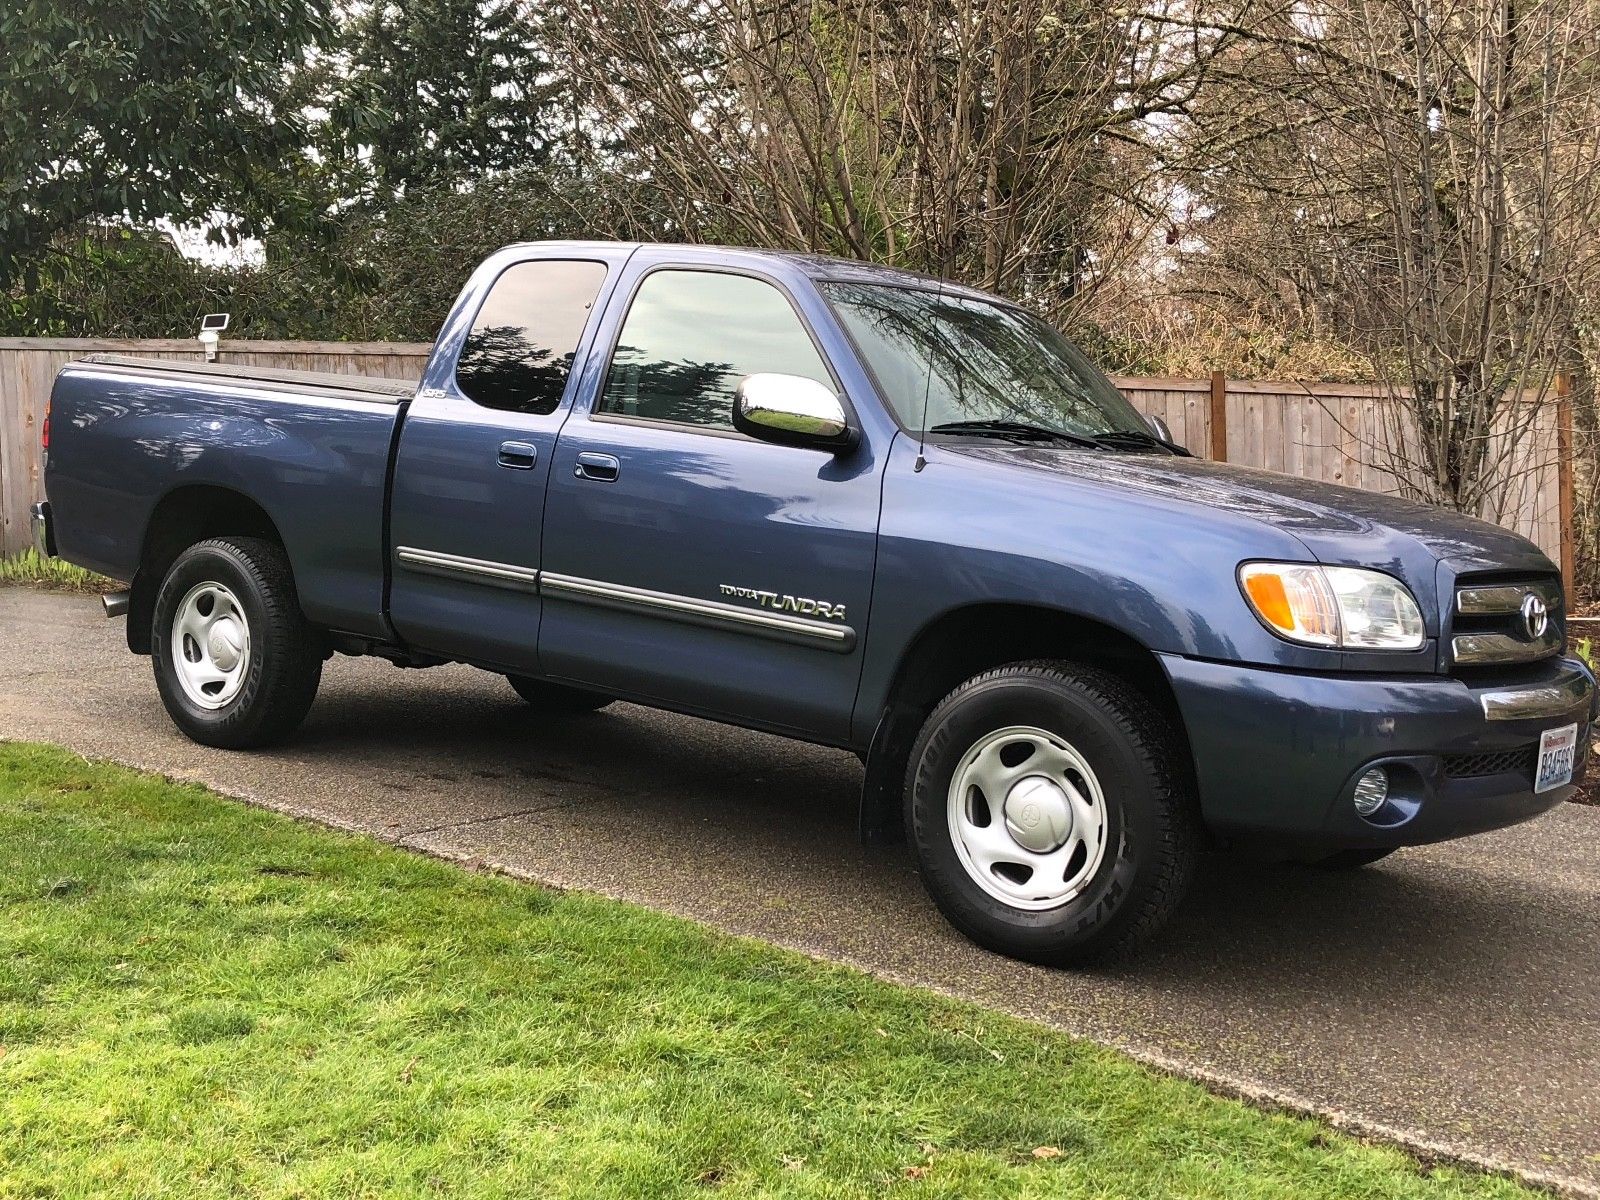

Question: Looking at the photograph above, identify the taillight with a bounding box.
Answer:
[41,409,49,451]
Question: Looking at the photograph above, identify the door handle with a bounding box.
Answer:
[574,452,620,482]
[497,440,538,470]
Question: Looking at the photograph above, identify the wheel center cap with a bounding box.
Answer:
[207,620,243,671]
[1002,776,1073,853]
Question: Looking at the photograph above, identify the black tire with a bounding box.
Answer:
[151,537,322,749]
[1307,847,1397,871]
[905,660,1200,966]
[505,675,614,715]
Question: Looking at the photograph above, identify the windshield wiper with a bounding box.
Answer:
[928,420,1101,450]
[1089,428,1193,456]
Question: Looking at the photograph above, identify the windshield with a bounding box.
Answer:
[820,282,1151,441]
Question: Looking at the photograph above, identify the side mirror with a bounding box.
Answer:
[733,374,856,451]
[1144,412,1176,444]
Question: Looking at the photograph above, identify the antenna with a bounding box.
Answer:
[914,278,945,473]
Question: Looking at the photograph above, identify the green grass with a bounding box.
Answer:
[0,548,117,592]
[0,742,1535,1200]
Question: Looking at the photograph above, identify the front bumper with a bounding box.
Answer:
[1160,652,1595,849]
[29,500,55,558]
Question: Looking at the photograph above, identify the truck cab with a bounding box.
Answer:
[388,244,887,743]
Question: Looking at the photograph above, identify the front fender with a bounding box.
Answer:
[852,439,1344,743]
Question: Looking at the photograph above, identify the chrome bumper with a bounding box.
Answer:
[29,500,55,558]
[1480,664,1595,722]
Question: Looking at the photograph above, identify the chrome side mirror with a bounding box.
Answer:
[733,374,855,451]
[1144,412,1176,444]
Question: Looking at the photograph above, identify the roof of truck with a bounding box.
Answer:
[502,240,1009,306]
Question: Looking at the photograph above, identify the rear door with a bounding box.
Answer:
[536,257,890,742]
[388,247,628,668]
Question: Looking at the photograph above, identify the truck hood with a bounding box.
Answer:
[947,444,1556,579]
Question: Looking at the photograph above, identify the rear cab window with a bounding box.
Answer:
[455,259,609,414]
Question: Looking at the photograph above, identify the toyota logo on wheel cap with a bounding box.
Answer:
[1521,592,1549,640]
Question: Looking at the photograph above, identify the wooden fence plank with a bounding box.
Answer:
[1208,372,1227,462]
[1262,383,1283,474]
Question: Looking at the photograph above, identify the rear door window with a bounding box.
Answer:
[455,259,608,414]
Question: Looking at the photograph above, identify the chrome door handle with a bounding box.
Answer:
[574,452,620,482]
[498,440,538,470]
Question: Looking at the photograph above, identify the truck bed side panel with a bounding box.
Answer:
[46,364,403,638]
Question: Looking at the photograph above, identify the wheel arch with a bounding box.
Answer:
[858,602,1196,843]
[126,485,289,654]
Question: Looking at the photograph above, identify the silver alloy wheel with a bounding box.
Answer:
[170,581,252,710]
[947,724,1109,910]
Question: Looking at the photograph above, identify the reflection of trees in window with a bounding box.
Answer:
[601,345,738,429]
[457,324,575,414]
[826,284,1133,435]
[454,259,606,414]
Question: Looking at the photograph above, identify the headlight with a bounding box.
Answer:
[1239,562,1425,650]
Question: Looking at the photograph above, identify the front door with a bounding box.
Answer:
[538,263,887,742]
[388,251,624,669]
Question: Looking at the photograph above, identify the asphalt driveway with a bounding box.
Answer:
[3,588,1597,1194]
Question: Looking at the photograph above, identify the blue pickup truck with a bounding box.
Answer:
[31,241,1595,963]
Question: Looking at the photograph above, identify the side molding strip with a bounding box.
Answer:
[540,572,857,652]
[393,551,856,652]
[394,547,541,593]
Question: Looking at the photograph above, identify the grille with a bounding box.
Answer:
[1451,576,1563,668]
[1442,745,1536,779]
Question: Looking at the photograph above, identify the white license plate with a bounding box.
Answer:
[1534,723,1579,794]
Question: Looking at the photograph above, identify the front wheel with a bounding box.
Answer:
[151,537,322,749]
[906,661,1200,966]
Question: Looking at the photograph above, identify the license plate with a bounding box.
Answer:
[1535,723,1578,794]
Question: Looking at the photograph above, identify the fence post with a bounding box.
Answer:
[1208,371,1228,462]
[1557,373,1576,598]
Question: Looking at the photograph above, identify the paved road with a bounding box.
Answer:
[3,588,1598,1194]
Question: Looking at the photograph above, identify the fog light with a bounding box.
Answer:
[1353,767,1389,817]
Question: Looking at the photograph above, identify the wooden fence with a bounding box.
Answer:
[1117,371,1570,580]
[0,340,1571,579]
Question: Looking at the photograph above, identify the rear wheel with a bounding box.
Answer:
[151,537,322,748]
[505,675,613,715]
[906,661,1199,966]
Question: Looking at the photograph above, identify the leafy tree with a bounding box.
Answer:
[1,228,196,336]
[0,0,334,287]
[315,0,566,201]
[269,169,668,340]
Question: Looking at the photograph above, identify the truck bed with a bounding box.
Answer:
[75,353,417,402]
[45,354,415,640]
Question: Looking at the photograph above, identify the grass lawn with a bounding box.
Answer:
[0,742,1535,1199]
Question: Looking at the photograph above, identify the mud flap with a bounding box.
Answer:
[858,704,921,844]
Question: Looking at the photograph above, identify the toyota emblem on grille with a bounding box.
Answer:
[1520,592,1549,640]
